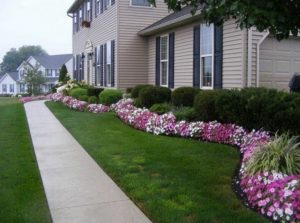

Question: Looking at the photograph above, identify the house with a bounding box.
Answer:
[0,72,19,95]
[17,54,73,93]
[68,1,300,91]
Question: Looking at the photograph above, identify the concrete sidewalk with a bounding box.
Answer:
[24,100,151,223]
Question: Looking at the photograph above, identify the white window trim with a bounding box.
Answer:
[129,0,153,8]
[106,41,112,87]
[96,0,101,15]
[160,35,169,87]
[200,24,214,90]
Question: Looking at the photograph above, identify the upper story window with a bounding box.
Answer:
[86,0,91,21]
[160,35,169,86]
[200,24,214,89]
[106,41,112,87]
[79,7,83,24]
[2,84,7,93]
[96,0,101,15]
[46,69,52,77]
[9,84,14,93]
[131,0,151,7]
[19,69,25,79]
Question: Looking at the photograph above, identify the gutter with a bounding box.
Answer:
[256,31,270,87]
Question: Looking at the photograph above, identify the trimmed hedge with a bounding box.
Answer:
[150,103,172,115]
[78,95,89,102]
[139,86,171,108]
[172,87,200,107]
[131,84,153,98]
[87,87,104,97]
[88,96,98,104]
[69,88,88,99]
[193,88,300,134]
[99,89,123,105]
[173,107,197,122]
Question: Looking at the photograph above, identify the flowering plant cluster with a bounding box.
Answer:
[44,94,300,222]
[19,95,50,103]
[87,104,110,113]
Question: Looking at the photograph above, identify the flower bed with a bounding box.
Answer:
[18,95,50,103]
[44,94,300,222]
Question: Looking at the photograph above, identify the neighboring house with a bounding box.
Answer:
[0,72,19,95]
[68,1,300,91]
[17,54,73,93]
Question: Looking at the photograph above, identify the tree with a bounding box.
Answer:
[58,64,70,84]
[23,64,46,96]
[149,0,300,40]
[1,45,47,73]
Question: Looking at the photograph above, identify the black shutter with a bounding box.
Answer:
[82,54,85,81]
[76,55,80,81]
[111,40,115,87]
[99,45,104,86]
[111,0,115,5]
[104,43,107,86]
[100,0,104,13]
[94,47,98,85]
[95,0,98,17]
[168,32,175,89]
[90,0,93,21]
[214,25,223,89]
[73,56,75,79]
[155,36,160,86]
[193,25,200,87]
[76,10,80,31]
[104,0,107,10]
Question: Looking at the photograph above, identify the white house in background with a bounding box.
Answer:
[17,54,73,93]
[0,72,19,95]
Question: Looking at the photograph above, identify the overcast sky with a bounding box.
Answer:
[0,0,74,63]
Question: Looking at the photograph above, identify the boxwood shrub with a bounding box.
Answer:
[173,107,197,122]
[87,87,104,98]
[99,89,123,105]
[69,88,88,99]
[88,96,98,104]
[131,84,153,98]
[172,87,200,107]
[150,103,172,115]
[139,86,171,108]
[78,95,89,102]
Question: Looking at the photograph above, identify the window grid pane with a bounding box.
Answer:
[131,0,151,6]
[160,36,168,60]
[161,61,168,86]
[200,24,213,55]
[201,57,212,87]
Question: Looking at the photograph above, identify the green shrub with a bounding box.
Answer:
[172,87,199,107]
[99,89,123,105]
[194,90,221,121]
[126,87,133,94]
[246,134,300,175]
[78,95,89,102]
[87,87,104,97]
[131,84,153,98]
[173,107,197,122]
[62,89,69,96]
[139,86,171,108]
[150,103,172,115]
[88,96,98,104]
[133,98,142,107]
[69,88,88,99]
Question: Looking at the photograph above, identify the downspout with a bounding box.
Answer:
[256,31,270,87]
[247,28,253,87]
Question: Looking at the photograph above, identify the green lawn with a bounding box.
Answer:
[0,98,51,223]
[46,101,268,223]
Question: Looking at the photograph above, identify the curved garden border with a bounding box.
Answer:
[22,93,300,222]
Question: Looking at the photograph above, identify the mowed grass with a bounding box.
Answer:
[46,101,268,223]
[0,98,51,223]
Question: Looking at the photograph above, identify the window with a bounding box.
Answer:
[2,84,7,93]
[160,35,168,86]
[131,0,151,7]
[52,70,56,77]
[96,46,101,85]
[200,24,214,88]
[79,7,83,25]
[96,0,101,15]
[10,84,14,93]
[86,0,91,21]
[55,70,59,77]
[20,84,25,93]
[106,41,112,86]
[20,70,25,79]
[73,12,77,33]
[46,69,52,77]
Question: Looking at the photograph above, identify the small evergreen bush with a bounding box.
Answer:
[131,84,153,98]
[99,89,122,105]
[78,95,89,102]
[194,90,220,121]
[88,96,98,104]
[172,87,199,107]
[139,86,171,108]
[173,107,197,122]
[150,103,172,115]
[69,88,88,99]
[87,87,104,97]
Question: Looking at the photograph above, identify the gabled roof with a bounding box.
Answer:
[7,72,19,81]
[67,0,84,13]
[139,6,202,36]
[33,54,72,69]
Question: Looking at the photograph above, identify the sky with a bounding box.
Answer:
[0,0,75,63]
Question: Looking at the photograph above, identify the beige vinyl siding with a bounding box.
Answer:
[118,0,169,90]
[73,3,118,86]
[222,20,247,89]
